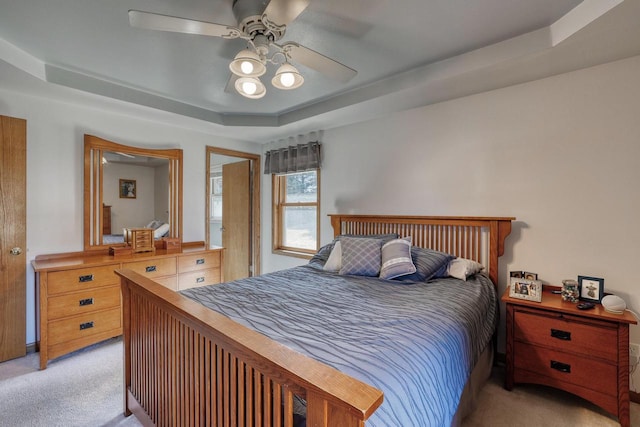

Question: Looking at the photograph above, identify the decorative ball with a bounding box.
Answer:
[602,295,626,314]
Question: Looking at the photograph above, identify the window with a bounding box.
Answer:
[210,174,222,220]
[272,170,319,255]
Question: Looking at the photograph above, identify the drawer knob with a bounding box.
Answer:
[550,329,571,341]
[146,266,157,273]
[80,321,94,330]
[79,274,94,283]
[196,277,205,283]
[79,298,94,306]
[196,258,205,265]
[550,360,571,373]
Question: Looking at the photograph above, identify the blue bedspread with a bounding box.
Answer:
[180,265,497,427]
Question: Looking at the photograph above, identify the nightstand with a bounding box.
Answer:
[503,286,637,427]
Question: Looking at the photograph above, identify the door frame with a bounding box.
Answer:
[205,146,261,276]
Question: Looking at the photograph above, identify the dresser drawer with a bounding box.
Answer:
[48,307,122,346]
[514,310,617,361]
[154,275,178,291]
[514,341,617,397]
[47,264,119,295]
[178,268,221,290]
[122,257,177,278]
[178,251,221,274]
[47,285,121,320]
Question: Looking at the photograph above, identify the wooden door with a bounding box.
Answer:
[0,116,27,362]
[222,160,251,281]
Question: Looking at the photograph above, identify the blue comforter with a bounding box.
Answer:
[180,264,497,427]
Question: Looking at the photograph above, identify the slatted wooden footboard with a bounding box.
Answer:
[118,270,384,427]
[118,215,514,426]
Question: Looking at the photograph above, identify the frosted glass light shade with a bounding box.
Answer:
[235,77,266,99]
[229,49,266,77]
[272,63,304,90]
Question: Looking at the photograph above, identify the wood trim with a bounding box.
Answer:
[205,146,261,276]
[272,169,320,254]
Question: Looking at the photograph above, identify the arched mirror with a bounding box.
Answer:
[84,134,183,251]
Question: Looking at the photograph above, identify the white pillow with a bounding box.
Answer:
[154,223,170,239]
[447,257,484,281]
[323,241,342,272]
[145,220,162,230]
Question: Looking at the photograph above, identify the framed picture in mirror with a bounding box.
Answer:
[120,179,136,199]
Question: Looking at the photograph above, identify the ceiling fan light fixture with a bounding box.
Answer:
[272,63,304,90]
[235,77,266,99]
[229,49,266,77]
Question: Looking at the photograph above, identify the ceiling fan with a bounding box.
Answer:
[128,0,358,99]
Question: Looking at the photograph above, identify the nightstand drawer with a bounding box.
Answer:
[514,310,617,361]
[47,285,121,320]
[48,264,119,295]
[122,257,177,278]
[48,307,122,346]
[178,251,221,274]
[514,341,617,397]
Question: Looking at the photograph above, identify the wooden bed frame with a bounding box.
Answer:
[117,215,514,426]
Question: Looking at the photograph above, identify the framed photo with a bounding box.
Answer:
[510,271,538,280]
[578,276,604,303]
[509,277,543,302]
[119,179,136,199]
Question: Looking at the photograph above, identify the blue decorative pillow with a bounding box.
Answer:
[339,237,382,277]
[322,233,399,272]
[395,247,455,282]
[308,242,335,269]
[379,237,416,280]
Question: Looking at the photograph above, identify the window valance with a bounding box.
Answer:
[264,141,321,174]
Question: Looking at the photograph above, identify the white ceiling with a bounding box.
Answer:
[1,0,640,142]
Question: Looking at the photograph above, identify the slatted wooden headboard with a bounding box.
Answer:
[329,215,515,285]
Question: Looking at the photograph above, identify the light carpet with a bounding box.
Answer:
[0,338,140,427]
[1,337,638,426]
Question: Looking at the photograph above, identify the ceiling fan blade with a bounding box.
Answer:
[262,0,310,27]
[128,10,243,39]
[281,42,357,83]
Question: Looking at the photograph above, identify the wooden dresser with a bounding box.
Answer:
[33,244,224,369]
[102,205,111,235]
[503,286,637,427]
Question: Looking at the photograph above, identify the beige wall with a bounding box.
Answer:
[0,88,262,345]
[263,54,640,389]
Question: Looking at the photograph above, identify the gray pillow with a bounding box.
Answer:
[339,237,382,277]
[395,246,455,282]
[379,237,416,280]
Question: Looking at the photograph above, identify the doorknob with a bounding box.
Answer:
[10,247,22,256]
[220,226,226,232]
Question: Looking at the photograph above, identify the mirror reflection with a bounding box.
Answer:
[101,152,170,244]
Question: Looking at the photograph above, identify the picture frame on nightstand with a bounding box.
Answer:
[578,275,604,303]
[509,277,543,302]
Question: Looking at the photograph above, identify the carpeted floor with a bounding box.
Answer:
[463,366,640,426]
[0,338,140,427]
[1,338,638,426]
